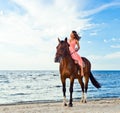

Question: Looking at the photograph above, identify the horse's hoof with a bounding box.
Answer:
[84,100,87,103]
[68,103,73,107]
[80,99,87,103]
[64,103,67,106]
[81,99,84,103]
[83,100,87,103]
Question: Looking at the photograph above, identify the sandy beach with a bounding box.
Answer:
[0,98,120,113]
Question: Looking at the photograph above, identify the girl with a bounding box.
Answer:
[68,30,84,76]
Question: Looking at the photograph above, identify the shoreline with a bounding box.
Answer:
[0,98,120,113]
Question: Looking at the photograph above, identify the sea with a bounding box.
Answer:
[0,70,120,105]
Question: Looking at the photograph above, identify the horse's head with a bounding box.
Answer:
[54,37,70,63]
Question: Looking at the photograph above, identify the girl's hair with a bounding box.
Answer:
[72,30,81,41]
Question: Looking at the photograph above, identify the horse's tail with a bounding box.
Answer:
[90,72,101,89]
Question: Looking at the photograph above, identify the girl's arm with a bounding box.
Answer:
[75,40,80,52]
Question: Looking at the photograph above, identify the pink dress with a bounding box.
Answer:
[68,39,83,67]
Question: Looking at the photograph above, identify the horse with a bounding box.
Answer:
[54,37,101,107]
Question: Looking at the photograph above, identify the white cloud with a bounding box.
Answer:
[104,39,108,43]
[0,0,120,70]
[111,45,120,48]
[81,2,120,17]
[87,52,120,70]
[0,10,4,15]
[0,0,93,70]
[88,52,120,60]
[11,0,91,35]
[1,0,92,41]
[104,38,120,43]
[104,52,120,59]
[87,41,92,44]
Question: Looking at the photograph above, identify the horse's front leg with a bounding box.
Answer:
[61,78,67,106]
[69,77,74,107]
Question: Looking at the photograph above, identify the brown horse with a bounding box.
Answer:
[54,38,101,107]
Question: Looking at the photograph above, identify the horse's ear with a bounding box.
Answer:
[65,37,67,42]
[58,38,60,43]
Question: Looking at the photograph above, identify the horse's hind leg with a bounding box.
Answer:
[84,75,89,103]
[78,77,84,102]
[61,78,67,106]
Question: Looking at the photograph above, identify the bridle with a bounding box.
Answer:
[57,43,70,60]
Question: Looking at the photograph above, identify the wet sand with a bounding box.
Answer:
[0,98,120,113]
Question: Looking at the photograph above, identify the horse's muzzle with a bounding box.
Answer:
[54,57,62,63]
[54,57,59,63]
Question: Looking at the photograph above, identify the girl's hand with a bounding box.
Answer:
[75,48,78,52]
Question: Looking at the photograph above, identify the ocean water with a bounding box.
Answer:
[0,70,120,104]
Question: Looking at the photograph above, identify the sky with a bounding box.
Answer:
[0,0,120,70]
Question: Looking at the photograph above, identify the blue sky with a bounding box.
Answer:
[0,0,120,70]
